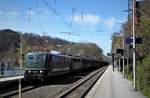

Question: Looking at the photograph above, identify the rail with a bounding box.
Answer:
[57,66,108,98]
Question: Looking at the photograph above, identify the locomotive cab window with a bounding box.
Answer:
[26,55,35,61]
[36,54,45,61]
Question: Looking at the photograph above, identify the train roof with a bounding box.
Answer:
[26,52,48,55]
[49,53,72,58]
[26,51,68,56]
[25,52,100,61]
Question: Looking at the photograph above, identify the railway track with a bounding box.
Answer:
[57,66,108,98]
[0,66,108,98]
[0,81,37,98]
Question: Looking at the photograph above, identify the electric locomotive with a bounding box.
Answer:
[24,51,108,81]
[24,51,71,81]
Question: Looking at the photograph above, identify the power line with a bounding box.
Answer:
[60,31,80,36]
[65,0,91,27]
[65,0,82,25]
[53,0,57,15]
[35,7,80,36]
[65,0,78,13]
[41,0,79,35]
[69,8,75,25]
[65,0,88,33]
[28,8,31,23]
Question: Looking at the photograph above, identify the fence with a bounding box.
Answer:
[0,68,24,78]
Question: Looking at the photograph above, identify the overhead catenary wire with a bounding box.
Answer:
[65,0,82,25]
[33,4,79,36]
[65,0,88,34]
[65,0,95,33]
[35,0,47,33]
[32,0,80,36]
[65,0,78,13]
[41,0,79,35]
[53,0,57,15]
[69,8,75,25]
[1,0,81,35]
[81,12,84,23]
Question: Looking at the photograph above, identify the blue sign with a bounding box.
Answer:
[125,37,143,45]
[125,37,133,45]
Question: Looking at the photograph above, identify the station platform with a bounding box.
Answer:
[85,65,146,98]
[0,76,24,82]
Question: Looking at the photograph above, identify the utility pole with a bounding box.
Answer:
[19,33,22,98]
[19,8,31,98]
[29,8,31,23]
[18,8,31,98]
[132,0,136,91]
[28,8,31,49]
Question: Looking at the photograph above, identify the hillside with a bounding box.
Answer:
[0,29,103,67]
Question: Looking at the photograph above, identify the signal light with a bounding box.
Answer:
[135,38,143,44]
[116,49,124,55]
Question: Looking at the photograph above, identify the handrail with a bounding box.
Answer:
[0,68,24,78]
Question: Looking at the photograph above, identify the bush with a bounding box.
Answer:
[137,55,150,98]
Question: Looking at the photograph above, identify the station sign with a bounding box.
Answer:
[125,37,133,45]
[125,37,143,45]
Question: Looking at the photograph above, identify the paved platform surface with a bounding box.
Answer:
[85,65,147,98]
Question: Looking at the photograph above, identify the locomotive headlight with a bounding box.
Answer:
[28,70,31,73]
[40,70,43,73]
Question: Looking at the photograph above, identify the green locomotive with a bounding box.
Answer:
[24,51,71,81]
[24,51,108,81]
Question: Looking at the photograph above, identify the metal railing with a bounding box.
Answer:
[0,68,24,78]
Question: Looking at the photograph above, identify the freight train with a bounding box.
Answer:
[24,51,108,81]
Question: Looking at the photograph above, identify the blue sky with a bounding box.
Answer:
[0,0,128,55]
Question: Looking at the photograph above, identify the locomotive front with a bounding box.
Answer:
[24,52,49,81]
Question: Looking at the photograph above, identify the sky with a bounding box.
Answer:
[0,0,128,55]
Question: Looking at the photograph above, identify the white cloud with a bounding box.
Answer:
[7,11,19,16]
[72,14,101,25]
[0,10,19,16]
[104,17,116,28]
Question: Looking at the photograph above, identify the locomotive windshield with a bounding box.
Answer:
[26,53,45,61]
[27,55,35,61]
[36,54,45,61]
[25,52,47,68]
